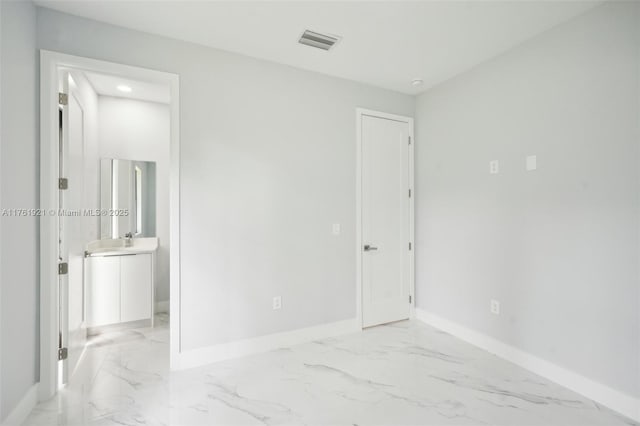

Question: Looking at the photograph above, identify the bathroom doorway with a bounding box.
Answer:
[39,51,181,400]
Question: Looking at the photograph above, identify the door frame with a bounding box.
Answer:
[39,50,181,400]
[355,108,415,329]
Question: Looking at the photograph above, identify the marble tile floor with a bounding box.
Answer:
[23,314,637,426]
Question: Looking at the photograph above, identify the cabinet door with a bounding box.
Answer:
[86,256,121,327]
[120,254,152,322]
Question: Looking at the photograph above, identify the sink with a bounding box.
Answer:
[85,237,159,256]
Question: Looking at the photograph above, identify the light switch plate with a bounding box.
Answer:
[489,160,499,175]
[526,155,537,171]
[332,223,341,235]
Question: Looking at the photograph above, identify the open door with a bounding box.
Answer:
[58,70,87,384]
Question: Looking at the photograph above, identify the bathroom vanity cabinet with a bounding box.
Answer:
[85,252,154,329]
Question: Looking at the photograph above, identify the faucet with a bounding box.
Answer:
[123,232,133,247]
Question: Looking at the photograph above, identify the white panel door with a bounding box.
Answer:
[120,254,152,323]
[86,256,121,327]
[361,114,411,327]
[59,72,88,383]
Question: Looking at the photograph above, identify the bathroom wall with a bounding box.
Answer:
[415,1,640,398]
[97,96,170,305]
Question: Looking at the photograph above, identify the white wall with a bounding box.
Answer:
[0,0,39,420]
[36,8,415,351]
[415,1,640,399]
[98,96,170,304]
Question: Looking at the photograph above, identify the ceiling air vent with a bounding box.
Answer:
[298,30,340,51]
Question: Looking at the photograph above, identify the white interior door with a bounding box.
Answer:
[361,113,412,328]
[59,71,87,383]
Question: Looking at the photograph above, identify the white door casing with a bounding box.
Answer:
[357,109,414,328]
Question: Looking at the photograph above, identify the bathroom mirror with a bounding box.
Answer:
[100,158,157,239]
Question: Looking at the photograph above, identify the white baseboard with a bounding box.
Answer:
[1,383,38,426]
[415,308,640,423]
[174,318,360,371]
[154,300,170,314]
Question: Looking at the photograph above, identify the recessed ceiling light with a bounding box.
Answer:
[411,78,424,87]
[117,85,132,93]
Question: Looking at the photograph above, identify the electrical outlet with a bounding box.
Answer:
[272,296,282,310]
[489,160,499,175]
[332,223,341,235]
[490,299,500,315]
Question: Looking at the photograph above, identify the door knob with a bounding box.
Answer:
[364,245,378,251]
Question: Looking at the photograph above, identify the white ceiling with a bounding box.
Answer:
[82,71,171,104]
[37,1,600,94]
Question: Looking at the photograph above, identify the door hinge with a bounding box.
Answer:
[408,189,412,198]
[58,347,68,361]
[409,242,412,250]
[58,178,68,190]
[58,262,68,275]
[409,295,412,304]
[58,92,68,106]
[408,136,412,145]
